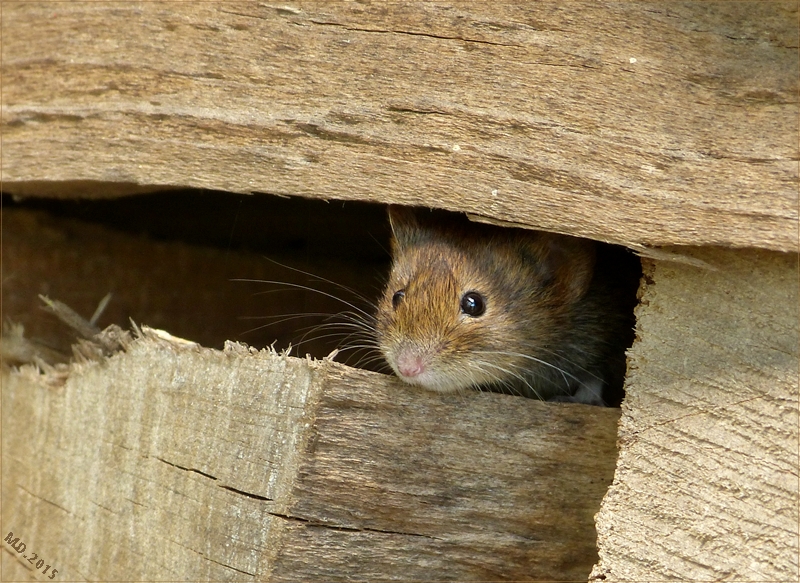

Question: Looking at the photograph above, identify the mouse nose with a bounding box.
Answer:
[396,350,426,378]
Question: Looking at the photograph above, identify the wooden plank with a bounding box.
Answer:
[2,331,620,581]
[592,248,799,580]
[2,2,797,251]
[270,363,620,581]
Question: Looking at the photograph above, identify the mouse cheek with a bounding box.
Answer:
[462,316,507,361]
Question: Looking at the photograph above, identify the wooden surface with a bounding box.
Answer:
[2,330,620,581]
[592,247,799,581]
[3,2,799,579]
[3,2,798,251]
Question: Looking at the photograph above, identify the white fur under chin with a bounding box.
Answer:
[390,357,607,404]
[392,364,491,393]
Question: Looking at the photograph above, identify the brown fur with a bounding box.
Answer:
[375,206,639,404]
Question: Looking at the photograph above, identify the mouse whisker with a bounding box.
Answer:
[234,260,387,373]
[345,350,385,370]
[294,325,376,350]
[237,313,343,336]
[467,359,544,399]
[295,320,373,336]
[291,316,381,365]
[523,344,605,383]
[472,353,588,398]
[472,350,585,386]
[233,278,374,320]
[253,257,375,306]
[320,311,379,338]
[457,358,505,389]
[239,312,341,322]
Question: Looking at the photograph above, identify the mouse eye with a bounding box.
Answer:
[392,290,406,309]
[460,291,486,317]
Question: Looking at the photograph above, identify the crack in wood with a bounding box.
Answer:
[268,511,443,540]
[203,555,257,577]
[156,457,273,501]
[216,8,271,21]
[172,537,258,577]
[289,121,374,146]
[307,19,523,48]
[156,456,219,480]
[218,485,273,502]
[17,485,72,516]
[386,105,451,116]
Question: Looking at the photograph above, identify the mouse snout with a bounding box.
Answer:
[395,349,427,378]
[386,340,468,393]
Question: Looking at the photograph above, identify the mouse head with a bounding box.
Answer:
[376,206,596,394]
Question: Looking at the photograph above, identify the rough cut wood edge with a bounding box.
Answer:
[592,247,799,581]
[1,328,620,581]
[3,2,798,251]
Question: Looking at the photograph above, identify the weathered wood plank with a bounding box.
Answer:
[592,248,799,581]
[3,2,797,251]
[2,332,620,581]
[271,364,620,580]
[3,337,316,581]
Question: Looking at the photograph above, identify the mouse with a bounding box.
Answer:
[374,205,639,406]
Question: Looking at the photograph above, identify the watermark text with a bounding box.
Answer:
[4,531,58,579]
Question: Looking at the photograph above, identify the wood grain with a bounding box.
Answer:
[3,2,799,579]
[2,331,620,581]
[592,248,799,581]
[3,2,798,251]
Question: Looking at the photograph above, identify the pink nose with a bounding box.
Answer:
[396,351,426,378]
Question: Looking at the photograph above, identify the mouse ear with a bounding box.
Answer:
[538,234,597,304]
[388,205,426,249]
